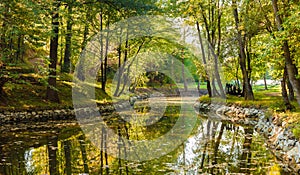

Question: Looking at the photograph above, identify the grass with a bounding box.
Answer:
[228,85,283,109]
[0,73,111,111]
[1,71,200,111]
[199,84,284,109]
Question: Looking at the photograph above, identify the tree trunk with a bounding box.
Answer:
[232,0,254,100]
[102,17,110,92]
[196,21,212,97]
[182,28,188,92]
[62,4,73,73]
[81,7,90,51]
[99,8,104,85]
[182,52,188,92]
[287,77,294,101]
[46,1,60,103]
[212,78,220,97]
[235,58,241,90]
[115,28,129,97]
[114,28,123,97]
[263,74,268,90]
[246,36,252,80]
[117,41,144,97]
[282,67,294,110]
[272,0,300,106]
[198,1,225,98]
[0,79,7,97]
[77,7,90,79]
[208,43,225,98]
[9,31,14,62]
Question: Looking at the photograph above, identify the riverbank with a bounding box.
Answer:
[194,101,300,174]
[0,82,188,124]
[0,73,188,112]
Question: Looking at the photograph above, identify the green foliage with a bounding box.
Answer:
[0,0,300,111]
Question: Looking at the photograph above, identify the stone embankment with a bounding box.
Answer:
[0,105,115,124]
[194,102,300,174]
[0,94,150,124]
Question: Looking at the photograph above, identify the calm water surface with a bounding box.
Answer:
[0,100,289,175]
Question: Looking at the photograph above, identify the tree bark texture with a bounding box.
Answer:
[46,2,60,103]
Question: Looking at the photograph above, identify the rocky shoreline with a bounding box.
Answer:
[0,94,149,124]
[194,102,300,174]
[0,104,116,124]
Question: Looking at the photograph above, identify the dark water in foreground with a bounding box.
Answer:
[0,101,288,175]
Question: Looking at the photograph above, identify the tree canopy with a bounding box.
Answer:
[0,0,300,109]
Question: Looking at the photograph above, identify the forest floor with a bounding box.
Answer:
[0,73,111,111]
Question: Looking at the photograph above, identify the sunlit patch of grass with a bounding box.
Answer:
[198,95,211,103]
[0,73,113,111]
[176,82,199,89]
[199,91,283,109]
[57,73,73,82]
[207,85,284,109]
[252,84,281,92]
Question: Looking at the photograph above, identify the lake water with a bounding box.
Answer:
[0,100,289,175]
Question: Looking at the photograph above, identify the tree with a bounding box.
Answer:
[271,0,300,106]
[62,1,73,73]
[0,61,9,97]
[196,21,213,97]
[281,66,294,110]
[232,0,254,100]
[198,0,226,98]
[177,0,226,97]
[46,1,60,103]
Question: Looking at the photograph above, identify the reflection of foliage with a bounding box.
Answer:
[174,119,284,174]
[2,107,284,174]
[30,146,49,175]
[144,105,180,139]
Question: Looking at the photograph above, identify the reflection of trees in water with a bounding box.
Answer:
[63,139,72,175]
[0,121,80,175]
[239,126,253,174]
[47,135,59,175]
[0,111,285,175]
[78,134,89,174]
[177,118,283,175]
[0,145,27,174]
